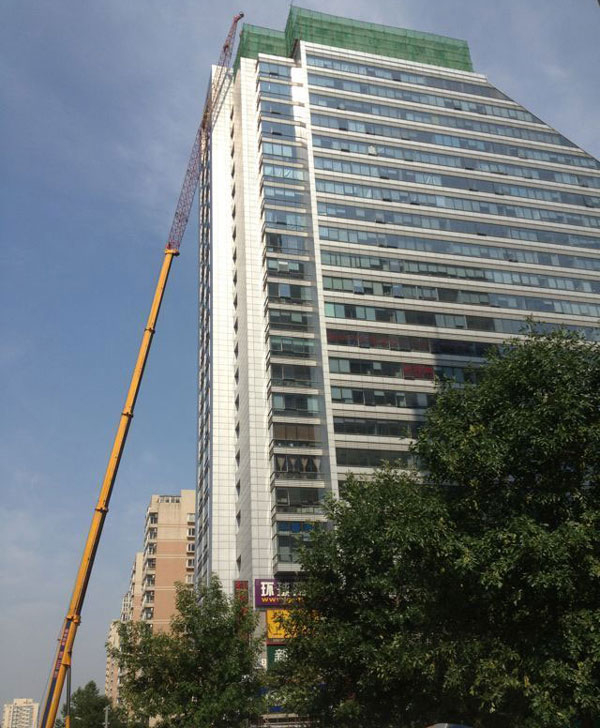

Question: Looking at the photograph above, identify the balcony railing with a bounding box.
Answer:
[273,503,324,515]
[272,438,321,449]
[272,408,320,418]
[271,471,323,481]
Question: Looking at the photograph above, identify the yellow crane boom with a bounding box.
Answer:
[39,12,244,728]
[40,248,178,728]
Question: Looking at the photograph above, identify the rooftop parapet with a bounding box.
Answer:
[234,6,473,74]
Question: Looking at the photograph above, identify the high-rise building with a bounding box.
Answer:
[197,7,600,598]
[2,699,39,728]
[105,490,195,703]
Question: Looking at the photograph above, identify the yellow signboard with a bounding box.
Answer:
[266,609,290,640]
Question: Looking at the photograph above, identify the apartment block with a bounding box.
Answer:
[105,490,195,703]
[2,700,39,728]
[196,7,600,601]
[139,491,196,630]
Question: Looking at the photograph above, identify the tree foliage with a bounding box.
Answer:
[274,330,600,728]
[112,576,264,728]
[55,681,127,728]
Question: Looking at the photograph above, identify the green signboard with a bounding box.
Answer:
[266,644,288,669]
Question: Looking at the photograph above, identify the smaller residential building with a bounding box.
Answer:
[105,490,196,703]
[139,491,196,631]
[2,699,39,728]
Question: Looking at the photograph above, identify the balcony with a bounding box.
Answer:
[141,607,154,621]
[272,453,324,482]
[273,557,303,573]
[271,376,315,387]
[271,438,321,449]
[272,502,324,516]
[271,470,323,482]
[271,422,321,450]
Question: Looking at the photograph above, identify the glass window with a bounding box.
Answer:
[311,112,599,170]
[317,204,600,251]
[265,232,307,254]
[262,120,296,139]
[308,72,542,125]
[335,447,414,468]
[307,55,511,101]
[313,155,599,207]
[261,100,294,117]
[260,80,292,98]
[310,95,573,148]
[263,164,304,184]
[315,178,600,231]
[258,61,292,78]
[313,134,600,190]
[319,226,600,274]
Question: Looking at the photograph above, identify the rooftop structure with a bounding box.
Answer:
[234,7,473,72]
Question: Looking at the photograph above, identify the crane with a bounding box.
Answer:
[38,12,244,728]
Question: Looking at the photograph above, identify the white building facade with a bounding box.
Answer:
[196,7,600,598]
[2,700,39,728]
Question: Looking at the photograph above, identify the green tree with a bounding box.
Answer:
[274,330,600,728]
[55,681,127,728]
[112,576,264,728]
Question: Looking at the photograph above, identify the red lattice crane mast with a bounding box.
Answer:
[39,13,244,728]
[167,11,244,250]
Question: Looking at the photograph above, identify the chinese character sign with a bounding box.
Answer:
[234,580,249,603]
[267,644,288,669]
[254,578,293,607]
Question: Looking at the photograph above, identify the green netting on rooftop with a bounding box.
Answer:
[233,25,286,73]
[284,7,473,72]
[233,7,473,74]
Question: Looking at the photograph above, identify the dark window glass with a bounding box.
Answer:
[313,134,600,190]
[317,204,600,251]
[311,112,600,170]
[307,54,511,101]
[319,226,600,274]
[335,448,415,468]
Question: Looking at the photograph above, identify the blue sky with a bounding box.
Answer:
[1,0,599,710]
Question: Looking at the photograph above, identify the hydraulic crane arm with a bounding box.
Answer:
[39,12,244,728]
[39,248,177,728]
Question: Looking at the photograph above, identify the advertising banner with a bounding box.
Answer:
[254,578,294,607]
[266,609,290,640]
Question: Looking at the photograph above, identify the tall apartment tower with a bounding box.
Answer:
[197,8,600,597]
[2,700,39,728]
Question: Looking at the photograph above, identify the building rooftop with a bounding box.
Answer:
[234,6,473,73]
